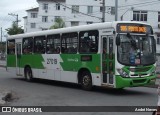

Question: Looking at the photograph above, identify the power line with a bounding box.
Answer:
[55,2,102,20]
[118,0,160,8]
[118,1,160,11]
[8,13,19,26]
[0,15,15,27]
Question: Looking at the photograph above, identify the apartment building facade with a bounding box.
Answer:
[23,0,160,52]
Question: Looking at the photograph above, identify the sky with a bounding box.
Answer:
[0,0,38,40]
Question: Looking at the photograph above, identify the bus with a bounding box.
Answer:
[6,21,156,90]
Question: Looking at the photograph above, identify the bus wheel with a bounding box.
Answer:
[80,71,92,90]
[25,67,33,82]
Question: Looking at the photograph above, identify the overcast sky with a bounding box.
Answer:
[0,0,38,40]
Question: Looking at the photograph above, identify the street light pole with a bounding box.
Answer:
[115,0,118,21]
[120,7,134,21]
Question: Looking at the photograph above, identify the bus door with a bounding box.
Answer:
[16,43,22,75]
[102,36,114,85]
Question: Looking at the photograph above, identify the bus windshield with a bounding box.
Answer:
[117,34,156,66]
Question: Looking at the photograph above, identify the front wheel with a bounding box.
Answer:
[80,71,92,90]
[25,67,33,82]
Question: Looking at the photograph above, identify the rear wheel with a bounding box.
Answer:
[80,71,92,90]
[25,67,33,82]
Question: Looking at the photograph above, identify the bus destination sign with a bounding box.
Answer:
[117,23,153,34]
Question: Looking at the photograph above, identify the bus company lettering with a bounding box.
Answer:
[67,58,78,62]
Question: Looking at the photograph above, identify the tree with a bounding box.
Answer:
[50,17,65,29]
[0,42,6,53]
[6,22,24,35]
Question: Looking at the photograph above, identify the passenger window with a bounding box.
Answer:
[79,30,99,53]
[46,34,60,54]
[7,39,15,55]
[61,32,78,54]
[23,37,33,54]
[34,36,46,54]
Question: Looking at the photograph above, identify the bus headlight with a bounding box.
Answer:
[117,69,129,78]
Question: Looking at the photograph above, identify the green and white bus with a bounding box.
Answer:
[6,21,156,90]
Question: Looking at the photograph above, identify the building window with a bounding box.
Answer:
[71,21,79,26]
[100,6,106,12]
[111,7,115,15]
[43,3,48,10]
[133,11,147,21]
[158,12,160,22]
[72,5,79,14]
[87,22,93,24]
[55,16,61,21]
[100,6,103,12]
[31,13,37,18]
[42,16,48,22]
[87,6,93,14]
[31,23,36,28]
[157,35,160,44]
[56,3,60,10]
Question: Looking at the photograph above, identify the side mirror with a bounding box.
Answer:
[153,38,156,52]
[116,35,120,46]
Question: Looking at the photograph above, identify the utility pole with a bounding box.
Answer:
[115,0,118,21]
[0,27,2,53]
[8,13,19,26]
[1,27,2,43]
[102,0,105,22]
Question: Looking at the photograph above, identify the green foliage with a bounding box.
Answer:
[6,22,24,35]
[50,17,65,29]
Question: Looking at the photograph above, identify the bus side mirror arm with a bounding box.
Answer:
[116,35,120,46]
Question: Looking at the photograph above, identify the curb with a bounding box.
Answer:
[0,65,6,68]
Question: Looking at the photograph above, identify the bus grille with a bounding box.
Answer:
[129,67,151,72]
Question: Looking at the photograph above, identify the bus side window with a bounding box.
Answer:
[61,32,78,54]
[7,40,15,55]
[34,36,46,54]
[79,30,99,53]
[23,37,33,54]
[47,34,60,54]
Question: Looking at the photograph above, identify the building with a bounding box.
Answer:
[24,7,39,33]
[24,0,117,32]
[24,0,66,33]
[24,0,160,52]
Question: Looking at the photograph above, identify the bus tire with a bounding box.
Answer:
[25,67,33,82]
[80,71,92,91]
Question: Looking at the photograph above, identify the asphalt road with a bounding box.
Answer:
[0,67,157,115]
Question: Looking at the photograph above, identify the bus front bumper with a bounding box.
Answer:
[115,75,156,88]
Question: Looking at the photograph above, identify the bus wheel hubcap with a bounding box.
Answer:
[83,75,90,86]
[26,71,31,80]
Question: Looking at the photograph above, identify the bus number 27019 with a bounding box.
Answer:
[47,59,57,64]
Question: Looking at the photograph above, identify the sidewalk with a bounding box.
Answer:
[0,60,6,67]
